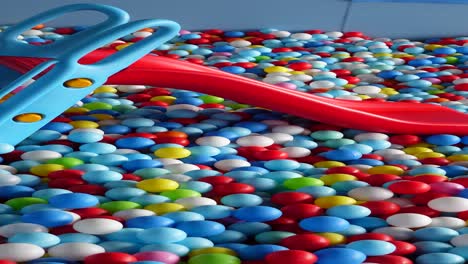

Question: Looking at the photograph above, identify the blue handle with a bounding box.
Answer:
[63,19,181,76]
[0,3,130,58]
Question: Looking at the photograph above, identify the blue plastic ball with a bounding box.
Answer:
[232,206,282,222]
[299,216,350,232]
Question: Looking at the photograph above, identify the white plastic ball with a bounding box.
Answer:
[386,213,432,228]
[48,242,105,261]
[73,218,123,235]
[348,186,394,201]
[236,135,274,147]
[195,136,231,147]
[428,197,468,212]
[0,243,44,262]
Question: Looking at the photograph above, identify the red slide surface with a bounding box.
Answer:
[3,49,468,135]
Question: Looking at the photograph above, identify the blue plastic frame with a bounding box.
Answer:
[0,3,180,146]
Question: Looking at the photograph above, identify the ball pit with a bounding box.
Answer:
[0,18,468,264]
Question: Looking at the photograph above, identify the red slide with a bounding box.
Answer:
[3,49,468,135]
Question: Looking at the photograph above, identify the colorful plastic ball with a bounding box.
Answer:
[347,239,396,256]
[221,193,263,207]
[133,251,180,264]
[426,134,461,146]
[299,216,350,232]
[280,233,330,251]
[177,237,215,250]
[21,209,74,227]
[73,218,123,235]
[82,170,123,183]
[48,193,99,209]
[232,206,282,222]
[125,216,174,228]
[326,205,371,219]
[84,252,138,264]
[416,253,464,264]
[265,250,318,264]
[428,197,468,212]
[136,178,179,193]
[48,242,105,261]
[140,243,189,256]
[388,180,431,194]
[0,243,45,262]
[188,253,240,264]
[8,232,60,248]
[136,227,187,243]
[190,205,233,219]
[175,220,225,237]
[115,137,155,150]
[238,244,288,260]
[313,248,366,264]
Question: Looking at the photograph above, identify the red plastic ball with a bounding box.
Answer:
[198,176,234,185]
[254,150,289,160]
[347,233,394,243]
[0,260,16,264]
[280,234,330,251]
[388,180,431,194]
[211,182,255,196]
[450,177,468,187]
[410,174,447,184]
[366,255,413,264]
[390,241,417,255]
[325,166,360,175]
[49,225,77,235]
[48,169,85,180]
[68,184,106,195]
[281,203,323,220]
[84,252,137,264]
[265,250,317,264]
[365,174,401,186]
[389,135,421,146]
[271,192,314,206]
[70,208,109,218]
[361,201,400,216]
[457,210,468,220]
[410,192,449,205]
[288,62,312,71]
[398,206,440,218]
[48,178,85,188]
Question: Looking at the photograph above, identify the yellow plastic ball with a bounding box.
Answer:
[145,202,185,215]
[136,178,179,193]
[154,147,191,159]
[64,107,90,114]
[367,165,405,175]
[414,152,445,159]
[448,154,468,162]
[317,233,346,245]
[313,161,346,168]
[30,164,65,177]
[94,85,118,93]
[150,96,176,104]
[425,44,443,51]
[264,66,290,73]
[69,120,99,129]
[319,173,357,186]
[403,147,433,155]
[357,95,370,100]
[314,196,357,209]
